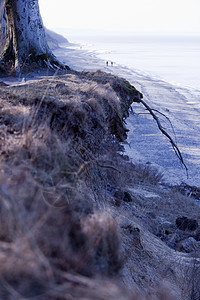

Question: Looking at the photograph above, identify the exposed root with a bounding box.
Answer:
[0,51,70,75]
[138,98,188,176]
[38,53,69,71]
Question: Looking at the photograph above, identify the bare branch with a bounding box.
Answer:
[151,108,177,143]
[138,98,188,176]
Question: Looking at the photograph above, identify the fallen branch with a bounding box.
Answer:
[138,98,188,176]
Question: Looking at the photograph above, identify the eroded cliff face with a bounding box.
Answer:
[0,71,199,300]
[0,70,142,298]
[2,70,142,147]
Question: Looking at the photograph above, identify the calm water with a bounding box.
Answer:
[62,32,200,90]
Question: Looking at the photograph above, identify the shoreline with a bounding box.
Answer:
[54,44,200,186]
[62,35,200,91]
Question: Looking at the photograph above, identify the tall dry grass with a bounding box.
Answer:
[0,70,197,299]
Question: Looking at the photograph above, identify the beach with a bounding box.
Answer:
[54,42,200,186]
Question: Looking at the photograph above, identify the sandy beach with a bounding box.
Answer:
[54,44,200,186]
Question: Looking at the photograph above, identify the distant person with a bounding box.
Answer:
[111,61,113,66]
[106,61,108,66]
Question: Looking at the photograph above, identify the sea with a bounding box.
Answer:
[58,30,200,91]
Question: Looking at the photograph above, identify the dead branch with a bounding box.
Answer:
[138,98,188,176]
[151,109,177,143]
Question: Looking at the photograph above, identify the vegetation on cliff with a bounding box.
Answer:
[0,70,199,299]
[0,1,199,299]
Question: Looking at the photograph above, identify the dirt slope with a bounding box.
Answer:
[0,70,199,299]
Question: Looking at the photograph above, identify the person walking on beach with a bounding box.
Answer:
[111,61,113,66]
[106,61,109,66]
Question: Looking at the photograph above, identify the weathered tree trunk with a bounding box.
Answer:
[0,0,65,73]
[0,0,6,53]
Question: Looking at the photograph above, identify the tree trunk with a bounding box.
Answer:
[0,0,6,52]
[0,0,65,73]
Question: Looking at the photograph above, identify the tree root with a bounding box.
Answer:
[37,53,70,71]
[138,98,188,176]
[0,51,70,75]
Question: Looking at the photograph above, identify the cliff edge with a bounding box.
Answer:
[0,70,199,299]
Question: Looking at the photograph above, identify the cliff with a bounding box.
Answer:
[0,70,199,299]
[45,28,69,49]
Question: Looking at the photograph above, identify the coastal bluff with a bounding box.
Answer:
[0,69,200,299]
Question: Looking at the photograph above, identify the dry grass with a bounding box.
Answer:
[0,70,199,299]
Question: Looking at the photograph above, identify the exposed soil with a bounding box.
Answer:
[0,70,199,299]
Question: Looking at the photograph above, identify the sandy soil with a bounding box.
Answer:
[53,44,200,187]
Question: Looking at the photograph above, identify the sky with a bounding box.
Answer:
[39,0,200,35]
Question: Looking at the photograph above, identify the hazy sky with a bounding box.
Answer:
[39,0,200,35]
